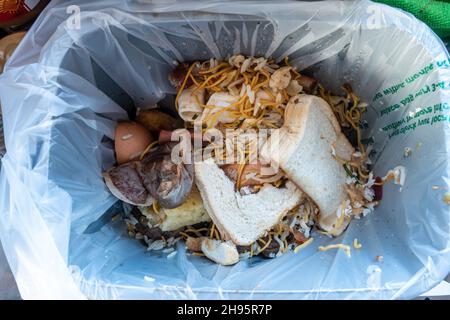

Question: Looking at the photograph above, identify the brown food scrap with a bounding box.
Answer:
[260,238,280,258]
[296,75,318,92]
[220,163,264,187]
[186,236,205,252]
[236,245,251,254]
[372,176,383,201]
[137,110,183,133]
[292,230,308,244]
[168,62,193,90]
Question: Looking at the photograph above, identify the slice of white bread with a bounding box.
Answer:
[260,94,354,236]
[195,158,303,245]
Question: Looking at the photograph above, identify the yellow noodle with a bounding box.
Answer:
[140,140,159,160]
[199,61,228,74]
[175,62,198,110]
[255,234,272,255]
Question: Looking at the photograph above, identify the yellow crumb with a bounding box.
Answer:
[443,193,450,205]
[353,238,362,249]
[294,238,314,253]
[318,244,351,257]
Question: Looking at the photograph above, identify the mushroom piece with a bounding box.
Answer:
[286,79,303,96]
[228,54,245,68]
[201,239,239,266]
[177,86,205,122]
[269,66,291,91]
[254,89,272,116]
[139,143,194,209]
[103,161,153,206]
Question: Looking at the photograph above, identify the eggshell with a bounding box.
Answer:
[115,122,153,164]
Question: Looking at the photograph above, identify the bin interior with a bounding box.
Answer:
[1,2,449,299]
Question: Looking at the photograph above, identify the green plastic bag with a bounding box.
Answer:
[375,0,450,38]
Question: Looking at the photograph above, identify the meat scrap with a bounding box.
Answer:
[169,62,193,90]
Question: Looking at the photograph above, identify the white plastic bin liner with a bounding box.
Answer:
[0,0,449,299]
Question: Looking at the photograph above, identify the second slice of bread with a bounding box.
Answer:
[261,94,354,235]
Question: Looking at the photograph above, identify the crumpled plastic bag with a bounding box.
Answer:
[0,0,449,299]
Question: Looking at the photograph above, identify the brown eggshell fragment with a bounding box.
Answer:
[115,122,153,165]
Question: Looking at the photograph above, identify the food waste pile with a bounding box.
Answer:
[104,55,404,265]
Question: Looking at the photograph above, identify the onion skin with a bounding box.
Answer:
[139,143,194,209]
[105,143,194,209]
